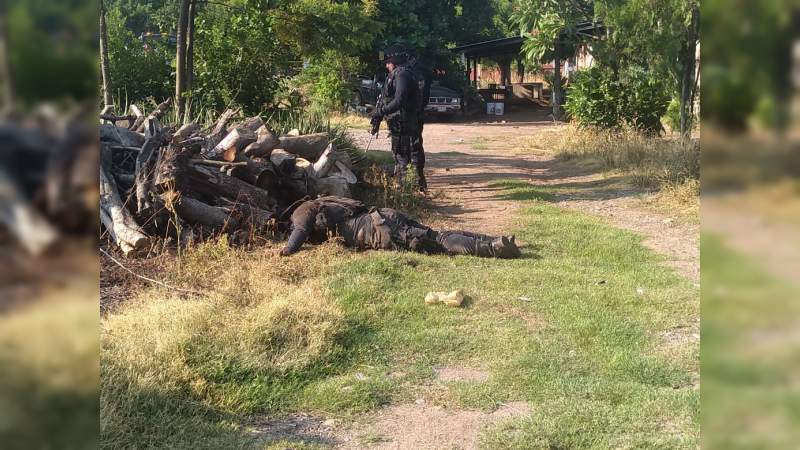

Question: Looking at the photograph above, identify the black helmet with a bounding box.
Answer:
[383,43,410,65]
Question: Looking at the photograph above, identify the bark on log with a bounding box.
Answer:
[270,149,296,175]
[227,158,277,191]
[277,133,329,161]
[100,150,151,255]
[182,162,275,210]
[309,176,351,198]
[205,127,256,161]
[205,108,239,150]
[332,160,358,184]
[242,124,280,158]
[100,123,145,148]
[135,126,169,213]
[309,143,336,177]
[166,194,238,230]
[133,98,171,133]
[235,116,265,133]
[220,199,273,230]
[0,166,59,255]
[173,122,200,142]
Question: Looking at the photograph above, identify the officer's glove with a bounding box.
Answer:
[369,115,382,136]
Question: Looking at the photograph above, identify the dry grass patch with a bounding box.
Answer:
[101,238,350,448]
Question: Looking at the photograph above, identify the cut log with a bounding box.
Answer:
[164,194,239,231]
[100,149,151,255]
[0,166,59,255]
[100,123,145,148]
[235,116,264,133]
[278,133,329,161]
[309,176,351,198]
[204,127,256,161]
[134,126,169,213]
[295,157,311,170]
[134,98,171,133]
[309,143,336,178]
[173,122,200,142]
[220,198,273,230]
[270,149,296,175]
[180,162,275,210]
[242,125,280,158]
[205,108,240,150]
[129,104,143,120]
[332,160,358,184]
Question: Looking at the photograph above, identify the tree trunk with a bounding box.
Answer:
[186,0,196,91]
[552,40,563,120]
[175,0,191,123]
[679,5,700,138]
[99,0,113,110]
[100,146,151,255]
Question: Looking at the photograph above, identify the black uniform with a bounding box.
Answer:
[280,197,521,258]
[375,65,424,186]
[409,59,431,190]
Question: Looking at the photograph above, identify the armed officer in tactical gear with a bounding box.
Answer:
[279,196,520,258]
[370,44,426,190]
[408,52,431,191]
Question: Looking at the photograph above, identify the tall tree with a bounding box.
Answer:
[679,3,699,137]
[175,0,190,121]
[100,0,114,110]
[510,0,594,119]
[186,0,196,91]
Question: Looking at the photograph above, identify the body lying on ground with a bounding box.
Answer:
[279,196,521,258]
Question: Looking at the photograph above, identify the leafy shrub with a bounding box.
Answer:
[192,3,292,115]
[566,66,670,134]
[291,50,364,115]
[106,7,174,105]
[663,98,681,132]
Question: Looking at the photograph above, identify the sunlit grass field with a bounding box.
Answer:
[100,180,699,448]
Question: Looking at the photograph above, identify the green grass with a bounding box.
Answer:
[701,234,800,449]
[101,181,698,449]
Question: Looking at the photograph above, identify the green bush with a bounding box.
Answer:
[566,66,670,134]
[106,7,173,104]
[291,50,364,115]
[663,98,681,132]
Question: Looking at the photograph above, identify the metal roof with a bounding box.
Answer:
[450,22,604,58]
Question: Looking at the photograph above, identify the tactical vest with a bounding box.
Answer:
[382,66,419,135]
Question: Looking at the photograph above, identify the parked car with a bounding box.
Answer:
[351,76,461,115]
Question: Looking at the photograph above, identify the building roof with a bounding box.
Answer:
[450,22,604,59]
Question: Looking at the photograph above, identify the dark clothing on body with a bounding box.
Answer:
[373,65,425,187]
[280,197,520,258]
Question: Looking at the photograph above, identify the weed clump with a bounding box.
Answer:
[101,239,347,447]
[555,126,699,188]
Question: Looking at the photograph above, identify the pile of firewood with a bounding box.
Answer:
[0,114,97,257]
[100,102,359,255]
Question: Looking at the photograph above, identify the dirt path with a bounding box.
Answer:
[350,112,699,282]
[255,114,701,449]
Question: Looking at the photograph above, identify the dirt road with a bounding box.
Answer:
[351,111,699,282]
